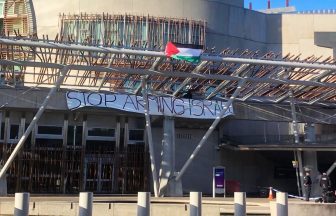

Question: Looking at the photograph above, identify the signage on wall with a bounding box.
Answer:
[66,91,234,119]
[213,166,225,198]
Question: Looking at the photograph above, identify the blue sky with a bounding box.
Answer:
[245,0,336,11]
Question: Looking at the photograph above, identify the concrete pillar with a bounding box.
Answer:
[123,118,129,194]
[16,115,26,191]
[142,78,159,197]
[113,118,121,192]
[190,192,202,216]
[276,192,288,216]
[80,115,87,191]
[79,192,93,216]
[0,112,6,196]
[137,192,150,216]
[14,192,30,216]
[159,117,180,196]
[61,116,68,194]
[0,174,7,195]
[234,192,246,216]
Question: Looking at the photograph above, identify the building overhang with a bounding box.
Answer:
[221,143,336,151]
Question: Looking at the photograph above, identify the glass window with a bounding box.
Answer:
[88,128,115,137]
[37,126,63,135]
[59,15,205,50]
[10,124,19,139]
[67,125,83,146]
[0,122,4,140]
[129,129,144,141]
[86,140,115,153]
[0,3,4,18]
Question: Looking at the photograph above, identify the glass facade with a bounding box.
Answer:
[2,0,28,36]
[0,112,147,194]
[0,0,5,18]
[60,14,206,50]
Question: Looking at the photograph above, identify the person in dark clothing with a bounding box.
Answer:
[320,172,332,203]
[320,172,331,191]
[303,172,312,201]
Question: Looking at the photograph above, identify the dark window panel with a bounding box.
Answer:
[38,126,63,135]
[0,122,4,140]
[129,130,144,141]
[10,125,19,139]
[88,128,115,137]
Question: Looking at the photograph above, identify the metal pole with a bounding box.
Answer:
[327,160,336,175]
[293,152,301,197]
[142,78,159,197]
[175,79,247,181]
[289,91,300,144]
[289,91,304,197]
[234,192,246,216]
[4,59,336,91]
[6,38,336,71]
[0,66,69,179]
[14,192,30,216]
[276,192,288,216]
[79,192,93,216]
[190,192,202,216]
[137,192,150,216]
[172,61,208,97]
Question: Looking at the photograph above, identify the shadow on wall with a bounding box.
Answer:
[315,32,336,58]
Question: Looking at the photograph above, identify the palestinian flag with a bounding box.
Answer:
[165,42,203,63]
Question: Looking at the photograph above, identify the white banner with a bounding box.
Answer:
[66,91,234,119]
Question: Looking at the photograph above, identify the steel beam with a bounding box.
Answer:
[275,69,335,103]
[175,78,247,181]
[135,57,163,94]
[241,68,286,101]
[3,59,336,91]
[172,61,208,97]
[289,91,300,144]
[206,64,250,100]
[4,38,336,70]
[327,161,336,176]
[289,91,304,197]
[96,54,116,91]
[308,89,336,105]
[0,66,69,179]
[141,78,160,197]
[3,59,336,108]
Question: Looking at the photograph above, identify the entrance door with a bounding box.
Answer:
[100,160,114,192]
[84,159,99,191]
[84,157,114,193]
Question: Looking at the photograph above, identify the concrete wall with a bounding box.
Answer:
[31,0,267,51]
[152,127,219,194]
[222,119,291,137]
[32,0,242,36]
[31,0,336,56]
[270,202,336,216]
[280,14,336,57]
[219,149,298,194]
